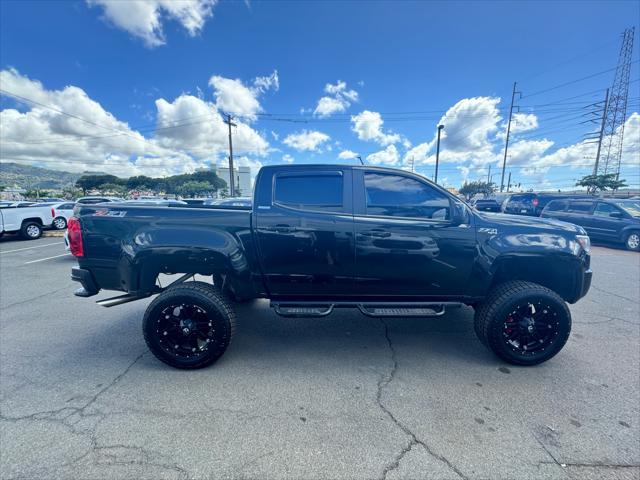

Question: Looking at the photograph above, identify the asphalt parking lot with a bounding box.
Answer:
[0,236,638,480]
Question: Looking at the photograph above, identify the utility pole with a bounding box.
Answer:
[224,114,237,197]
[500,82,520,192]
[410,156,415,172]
[487,164,491,183]
[593,88,610,176]
[507,171,512,192]
[434,124,444,184]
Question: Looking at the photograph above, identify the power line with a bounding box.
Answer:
[521,60,640,99]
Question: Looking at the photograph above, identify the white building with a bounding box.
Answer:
[214,165,252,197]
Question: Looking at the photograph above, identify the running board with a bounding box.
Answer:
[358,304,446,317]
[96,293,149,308]
[271,301,462,318]
[272,303,334,318]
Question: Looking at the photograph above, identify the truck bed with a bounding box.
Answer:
[74,203,259,297]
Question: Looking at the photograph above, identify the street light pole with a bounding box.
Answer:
[434,124,444,184]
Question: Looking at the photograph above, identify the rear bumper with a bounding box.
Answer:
[71,267,100,297]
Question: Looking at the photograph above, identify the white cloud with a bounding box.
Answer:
[283,130,330,152]
[338,149,358,160]
[402,97,503,169]
[86,0,216,48]
[282,154,294,163]
[439,97,502,154]
[0,68,268,178]
[511,112,538,133]
[351,110,401,146]
[403,140,437,165]
[366,145,399,166]
[313,80,359,117]
[154,94,268,156]
[209,70,278,120]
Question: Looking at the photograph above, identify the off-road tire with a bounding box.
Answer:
[474,281,571,366]
[20,222,42,240]
[143,281,236,369]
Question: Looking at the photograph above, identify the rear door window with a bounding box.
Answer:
[545,200,567,212]
[274,173,343,212]
[568,201,595,213]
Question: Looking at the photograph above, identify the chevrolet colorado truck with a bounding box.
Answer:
[0,203,54,239]
[69,165,592,369]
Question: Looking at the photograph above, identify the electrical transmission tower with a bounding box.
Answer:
[597,27,635,179]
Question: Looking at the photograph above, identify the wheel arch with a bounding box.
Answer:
[21,217,44,226]
[488,254,582,303]
[128,246,254,299]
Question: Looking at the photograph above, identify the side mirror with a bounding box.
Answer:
[610,211,624,219]
[451,201,468,225]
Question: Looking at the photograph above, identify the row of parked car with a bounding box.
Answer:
[470,193,640,251]
[0,195,255,240]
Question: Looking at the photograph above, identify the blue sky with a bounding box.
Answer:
[1,0,638,191]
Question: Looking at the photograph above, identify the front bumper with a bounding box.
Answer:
[580,268,593,300]
[71,267,100,297]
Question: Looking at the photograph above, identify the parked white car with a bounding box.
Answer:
[47,202,76,230]
[0,204,54,240]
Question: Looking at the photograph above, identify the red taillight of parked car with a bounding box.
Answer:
[67,217,84,257]
[532,198,539,207]
[51,207,55,218]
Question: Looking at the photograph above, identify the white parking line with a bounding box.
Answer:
[1,242,63,254]
[25,253,70,264]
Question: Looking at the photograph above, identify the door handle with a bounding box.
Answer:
[266,224,296,233]
[361,229,391,238]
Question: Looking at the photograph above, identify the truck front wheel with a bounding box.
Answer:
[474,281,571,366]
[21,222,42,240]
[143,282,236,369]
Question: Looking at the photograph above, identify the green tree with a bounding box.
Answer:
[576,174,628,194]
[24,189,51,199]
[76,174,123,193]
[178,181,215,198]
[459,181,496,201]
[126,175,156,191]
[62,186,83,200]
[98,183,127,196]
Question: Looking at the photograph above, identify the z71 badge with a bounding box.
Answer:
[478,227,498,235]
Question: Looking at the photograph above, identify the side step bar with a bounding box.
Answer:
[271,301,462,318]
[96,293,149,308]
[272,304,334,318]
[358,304,446,317]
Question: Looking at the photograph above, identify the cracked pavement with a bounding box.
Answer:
[1,238,639,479]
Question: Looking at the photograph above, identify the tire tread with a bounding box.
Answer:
[474,280,571,365]
[143,281,236,369]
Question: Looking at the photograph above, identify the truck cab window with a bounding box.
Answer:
[364,172,450,219]
[274,174,343,211]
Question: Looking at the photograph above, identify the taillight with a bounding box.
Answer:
[532,198,539,207]
[51,207,55,218]
[67,217,84,257]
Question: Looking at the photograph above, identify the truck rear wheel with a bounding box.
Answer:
[143,281,236,369]
[474,281,571,366]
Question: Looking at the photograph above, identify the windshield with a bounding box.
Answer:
[613,201,640,217]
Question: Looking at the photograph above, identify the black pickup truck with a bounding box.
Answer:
[69,165,592,369]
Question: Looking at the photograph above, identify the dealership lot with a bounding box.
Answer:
[0,237,638,480]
